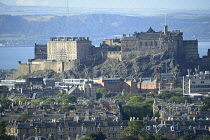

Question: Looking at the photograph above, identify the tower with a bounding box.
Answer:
[164,13,168,34]
[164,25,168,35]
[155,67,162,81]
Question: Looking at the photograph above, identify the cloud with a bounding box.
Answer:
[15,0,50,6]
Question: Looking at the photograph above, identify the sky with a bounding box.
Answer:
[1,0,210,9]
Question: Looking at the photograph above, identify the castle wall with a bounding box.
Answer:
[107,51,122,61]
[17,60,77,75]
[183,40,199,60]
[17,62,30,75]
[104,38,121,46]
[34,44,47,59]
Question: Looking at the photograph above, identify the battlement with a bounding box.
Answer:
[50,37,89,41]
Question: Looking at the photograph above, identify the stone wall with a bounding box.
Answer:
[107,51,122,61]
[17,60,78,75]
[183,40,199,60]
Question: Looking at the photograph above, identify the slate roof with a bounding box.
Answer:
[13,120,129,128]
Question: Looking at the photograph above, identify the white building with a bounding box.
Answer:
[183,70,210,97]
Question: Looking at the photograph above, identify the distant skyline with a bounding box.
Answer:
[1,0,210,9]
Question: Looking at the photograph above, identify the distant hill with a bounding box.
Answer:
[0,14,210,46]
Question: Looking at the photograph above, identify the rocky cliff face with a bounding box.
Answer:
[10,51,188,81]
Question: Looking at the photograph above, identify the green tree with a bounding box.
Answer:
[61,94,76,104]
[178,132,196,140]
[62,105,75,111]
[156,91,177,100]
[96,92,102,100]
[199,134,210,140]
[200,97,210,111]
[115,92,139,100]
[86,131,107,140]
[0,98,11,106]
[140,133,167,140]
[156,91,192,104]
[43,98,55,104]
[0,121,10,140]
[83,99,95,105]
[121,136,139,140]
[125,96,145,106]
[14,97,29,104]
[122,120,144,138]
[56,93,64,98]
[120,97,153,120]
[96,88,110,98]
[81,136,94,140]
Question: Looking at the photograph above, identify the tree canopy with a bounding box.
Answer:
[200,97,210,111]
[0,121,10,140]
[96,88,111,98]
[81,131,106,140]
[122,120,145,138]
[155,91,192,104]
[119,95,153,120]
[0,98,12,106]
[56,93,77,104]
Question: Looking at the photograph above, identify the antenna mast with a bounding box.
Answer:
[66,0,69,15]
[165,13,167,25]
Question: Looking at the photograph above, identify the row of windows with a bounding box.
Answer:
[192,81,206,84]
[139,41,158,47]
[191,89,210,92]
[190,85,210,88]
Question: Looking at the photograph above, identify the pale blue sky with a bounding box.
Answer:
[1,0,210,9]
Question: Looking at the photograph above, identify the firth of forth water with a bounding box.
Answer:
[0,42,209,69]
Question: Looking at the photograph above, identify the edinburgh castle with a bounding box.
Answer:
[14,25,204,78]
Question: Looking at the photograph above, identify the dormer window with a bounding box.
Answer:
[35,128,40,133]
[170,126,174,131]
[146,126,151,130]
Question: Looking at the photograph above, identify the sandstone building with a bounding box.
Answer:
[101,25,198,61]
[47,37,92,61]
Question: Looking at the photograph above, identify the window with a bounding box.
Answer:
[98,127,102,131]
[90,127,94,131]
[140,42,142,46]
[172,134,175,138]
[35,128,40,133]
[59,127,63,132]
[121,126,124,131]
[60,135,63,139]
[201,81,204,83]
[113,133,116,138]
[113,127,117,131]
[145,42,148,46]
[108,134,111,138]
[155,41,158,46]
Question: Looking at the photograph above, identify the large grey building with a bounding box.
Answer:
[47,37,92,61]
[101,25,199,61]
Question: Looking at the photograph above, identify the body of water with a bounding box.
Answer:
[0,42,209,69]
[0,47,34,69]
[198,42,210,57]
